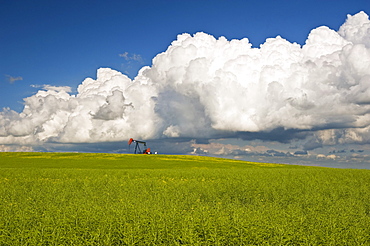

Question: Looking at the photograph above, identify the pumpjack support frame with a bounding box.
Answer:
[128,138,151,154]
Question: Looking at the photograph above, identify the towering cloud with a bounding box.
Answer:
[1,11,370,150]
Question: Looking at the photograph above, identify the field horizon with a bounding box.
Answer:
[0,152,300,169]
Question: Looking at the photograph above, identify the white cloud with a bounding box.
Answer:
[43,85,72,93]
[317,154,338,160]
[0,144,34,152]
[1,11,370,157]
[31,84,72,93]
[5,75,23,83]
[119,52,144,63]
[338,11,370,48]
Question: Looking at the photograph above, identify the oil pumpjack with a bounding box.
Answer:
[128,138,151,154]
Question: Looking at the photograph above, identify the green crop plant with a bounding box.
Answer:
[0,152,369,245]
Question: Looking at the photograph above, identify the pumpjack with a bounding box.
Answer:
[128,138,151,154]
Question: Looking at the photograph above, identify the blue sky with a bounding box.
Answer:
[1,0,370,168]
[2,0,367,111]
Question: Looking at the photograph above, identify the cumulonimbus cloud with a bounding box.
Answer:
[1,11,370,149]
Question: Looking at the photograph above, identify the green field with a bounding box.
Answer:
[0,152,369,245]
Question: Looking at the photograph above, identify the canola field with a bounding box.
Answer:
[0,152,369,245]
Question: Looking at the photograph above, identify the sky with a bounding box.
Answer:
[1,0,370,169]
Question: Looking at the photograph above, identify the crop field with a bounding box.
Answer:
[0,152,369,245]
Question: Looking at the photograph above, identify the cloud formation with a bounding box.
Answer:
[31,84,72,93]
[119,52,144,63]
[5,75,23,83]
[1,11,370,152]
